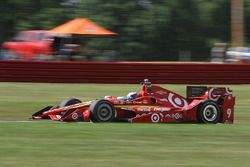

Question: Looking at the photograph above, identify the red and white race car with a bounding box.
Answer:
[32,79,235,124]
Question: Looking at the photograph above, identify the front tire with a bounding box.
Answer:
[60,98,82,108]
[89,99,116,122]
[197,101,221,124]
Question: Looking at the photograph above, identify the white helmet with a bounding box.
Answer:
[127,92,138,100]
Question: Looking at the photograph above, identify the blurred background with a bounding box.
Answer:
[0,0,250,62]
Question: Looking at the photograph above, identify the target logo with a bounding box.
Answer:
[72,113,78,120]
[56,115,62,120]
[151,113,160,123]
[168,93,188,108]
[208,88,220,101]
[226,88,233,95]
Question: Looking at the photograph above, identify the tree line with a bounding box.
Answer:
[1,0,249,61]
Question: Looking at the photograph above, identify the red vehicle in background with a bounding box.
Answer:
[2,30,53,60]
[2,30,80,60]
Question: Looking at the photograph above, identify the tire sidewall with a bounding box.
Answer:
[89,99,116,122]
[198,100,221,124]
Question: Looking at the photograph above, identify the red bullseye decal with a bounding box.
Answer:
[226,88,233,95]
[168,93,188,108]
[72,113,78,120]
[151,113,160,123]
[208,88,220,101]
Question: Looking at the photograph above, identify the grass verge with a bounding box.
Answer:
[0,122,250,167]
[0,82,249,167]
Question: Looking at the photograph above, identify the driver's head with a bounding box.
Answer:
[127,92,138,100]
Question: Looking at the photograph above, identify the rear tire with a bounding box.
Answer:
[60,98,82,108]
[89,99,116,122]
[197,101,221,124]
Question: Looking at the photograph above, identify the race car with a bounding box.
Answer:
[32,79,235,124]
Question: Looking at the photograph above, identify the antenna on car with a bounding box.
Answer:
[143,78,151,85]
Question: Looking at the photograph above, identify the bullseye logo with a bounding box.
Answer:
[151,113,160,123]
[168,93,188,108]
[226,88,233,95]
[208,88,220,101]
[72,113,78,120]
[56,115,62,120]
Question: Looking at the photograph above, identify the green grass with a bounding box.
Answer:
[0,122,249,167]
[0,83,142,119]
[0,82,250,167]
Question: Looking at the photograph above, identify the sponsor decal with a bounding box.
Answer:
[121,107,135,111]
[63,103,90,110]
[159,98,168,102]
[132,101,143,104]
[208,88,220,101]
[136,113,147,117]
[56,115,62,119]
[153,107,170,112]
[159,113,164,118]
[72,113,78,120]
[165,113,183,120]
[137,107,151,112]
[114,101,143,105]
[226,88,233,95]
[190,102,196,107]
[114,101,124,104]
[168,93,188,108]
[151,113,160,123]
[155,90,167,95]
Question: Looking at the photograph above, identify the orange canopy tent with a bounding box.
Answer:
[50,18,117,37]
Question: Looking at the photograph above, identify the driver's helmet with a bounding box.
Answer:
[127,92,138,100]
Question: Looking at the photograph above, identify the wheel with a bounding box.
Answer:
[89,99,116,122]
[60,98,82,108]
[197,101,221,124]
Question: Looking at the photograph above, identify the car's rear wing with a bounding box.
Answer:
[186,86,207,99]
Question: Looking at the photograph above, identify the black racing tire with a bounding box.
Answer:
[89,99,116,122]
[60,98,82,108]
[197,100,221,124]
